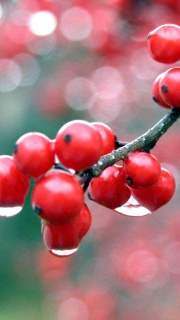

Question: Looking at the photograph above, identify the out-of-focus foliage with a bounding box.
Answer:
[0,0,179,319]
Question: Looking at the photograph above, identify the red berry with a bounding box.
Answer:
[55,120,103,171]
[123,151,161,189]
[159,67,180,107]
[88,165,131,209]
[42,203,92,257]
[31,170,84,224]
[13,132,55,178]
[147,24,180,64]
[42,221,80,257]
[131,168,175,212]
[77,203,92,238]
[0,155,30,210]
[91,122,116,155]
[152,73,171,109]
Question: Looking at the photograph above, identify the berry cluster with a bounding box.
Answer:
[0,23,179,259]
[0,117,176,258]
[0,120,117,257]
[88,152,175,213]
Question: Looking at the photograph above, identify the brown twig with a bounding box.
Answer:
[88,107,180,177]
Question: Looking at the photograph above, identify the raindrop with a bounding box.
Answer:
[115,196,151,217]
[0,206,22,218]
[50,247,78,257]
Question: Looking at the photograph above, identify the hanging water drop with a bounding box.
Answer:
[49,247,79,257]
[0,206,23,218]
[114,196,151,217]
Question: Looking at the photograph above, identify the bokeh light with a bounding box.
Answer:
[65,77,96,111]
[0,59,21,92]
[60,7,93,41]
[14,53,40,86]
[28,11,57,36]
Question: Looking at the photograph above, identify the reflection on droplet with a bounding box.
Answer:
[50,247,78,257]
[0,206,22,218]
[60,7,93,41]
[115,196,151,217]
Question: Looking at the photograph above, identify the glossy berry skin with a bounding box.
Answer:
[55,120,103,171]
[123,151,161,189]
[147,24,180,64]
[42,220,81,253]
[88,165,131,209]
[131,168,175,212]
[92,122,116,155]
[13,132,55,179]
[159,67,180,107]
[77,203,92,238]
[42,204,92,253]
[0,155,30,207]
[31,170,84,224]
[152,73,171,109]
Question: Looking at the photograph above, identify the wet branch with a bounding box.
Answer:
[88,107,180,177]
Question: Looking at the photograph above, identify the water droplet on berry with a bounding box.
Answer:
[0,206,23,218]
[50,247,78,257]
[114,196,151,217]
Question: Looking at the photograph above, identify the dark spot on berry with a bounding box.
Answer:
[64,134,72,143]
[34,205,42,215]
[161,84,168,93]
[13,144,18,153]
[153,96,159,103]
[126,177,133,185]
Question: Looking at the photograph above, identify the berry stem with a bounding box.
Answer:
[115,140,128,149]
[79,173,92,192]
[89,107,180,177]
[54,162,72,173]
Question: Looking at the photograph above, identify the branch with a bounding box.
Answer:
[89,107,180,177]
